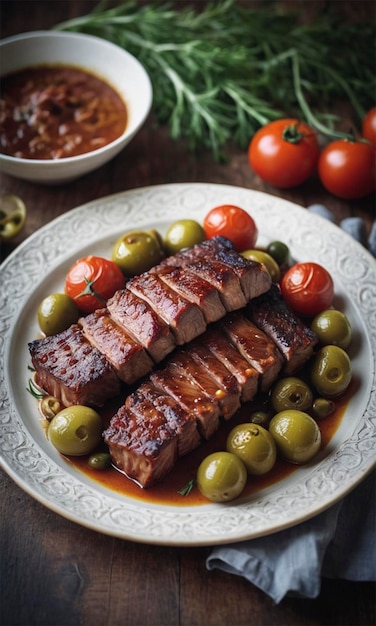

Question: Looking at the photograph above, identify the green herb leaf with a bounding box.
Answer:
[55,1,375,159]
[178,478,195,496]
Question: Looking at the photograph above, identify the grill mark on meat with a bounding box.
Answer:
[223,313,284,392]
[29,325,121,407]
[152,264,226,324]
[178,236,272,302]
[163,254,247,311]
[79,308,154,384]
[103,401,178,488]
[127,272,207,345]
[246,284,318,374]
[202,327,259,402]
[107,288,175,362]
[150,364,220,440]
[136,381,201,457]
[183,342,241,419]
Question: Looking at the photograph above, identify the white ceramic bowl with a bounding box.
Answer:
[0,31,153,184]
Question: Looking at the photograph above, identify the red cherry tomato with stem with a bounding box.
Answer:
[318,139,375,199]
[362,107,376,147]
[248,119,320,188]
[65,255,126,314]
[281,262,334,318]
[203,204,258,252]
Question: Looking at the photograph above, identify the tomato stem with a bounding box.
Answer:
[76,276,106,304]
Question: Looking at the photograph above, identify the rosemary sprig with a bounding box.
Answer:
[55,1,375,160]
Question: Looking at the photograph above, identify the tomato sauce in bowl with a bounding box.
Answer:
[0,65,127,160]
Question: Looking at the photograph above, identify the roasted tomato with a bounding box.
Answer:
[318,139,375,199]
[65,255,126,314]
[203,204,258,251]
[248,119,320,188]
[362,107,376,147]
[281,262,334,317]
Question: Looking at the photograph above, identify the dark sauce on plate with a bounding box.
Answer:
[67,381,352,507]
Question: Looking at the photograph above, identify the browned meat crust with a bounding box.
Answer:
[107,288,175,363]
[29,325,121,407]
[79,308,154,384]
[247,284,318,374]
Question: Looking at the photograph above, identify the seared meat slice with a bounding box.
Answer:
[79,308,154,384]
[150,363,220,440]
[104,398,178,488]
[163,254,247,312]
[203,327,259,402]
[168,349,239,422]
[179,236,272,302]
[183,342,241,419]
[28,325,120,407]
[137,381,201,457]
[128,273,207,345]
[107,288,175,363]
[247,285,319,374]
[153,264,226,324]
[223,314,284,392]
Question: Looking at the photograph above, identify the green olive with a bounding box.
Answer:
[164,219,206,255]
[266,241,290,266]
[310,345,352,397]
[48,405,103,456]
[38,293,80,336]
[311,309,352,349]
[312,397,336,420]
[226,423,276,475]
[0,194,27,240]
[112,230,165,276]
[88,451,112,470]
[241,249,280,282]
[271,376,313,413]
[269,410,321,464]
[196,451,247,502]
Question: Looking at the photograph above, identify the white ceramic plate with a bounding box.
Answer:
[1,183,375,546]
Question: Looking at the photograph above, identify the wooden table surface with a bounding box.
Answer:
[1,2,375,625]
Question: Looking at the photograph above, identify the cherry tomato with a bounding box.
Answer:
[362,107,376,147]
[281,262,334,317]
[318,139,375,199]
[65,255,126,314]
[248,119,320,188]
[203,204,258,251]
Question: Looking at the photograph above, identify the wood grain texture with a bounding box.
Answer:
[1,2,375,625]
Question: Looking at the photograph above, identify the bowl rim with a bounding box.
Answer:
[0,30,153,165]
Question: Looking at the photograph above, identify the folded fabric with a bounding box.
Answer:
[206,469,375,603]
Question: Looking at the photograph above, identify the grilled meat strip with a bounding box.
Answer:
[246,284,318,374]
[104,312,288,488]
[29,237,271,407]
[127,272,207,345]
[79,308,154,384]
[29,324,121,407]
[151,264,226,324]
[107,288,175,363]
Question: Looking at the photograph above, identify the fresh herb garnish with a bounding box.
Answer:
[55,1,375,159]
[178,478,195,496]
[27,378,45,400]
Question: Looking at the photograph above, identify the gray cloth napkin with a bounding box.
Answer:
[206,469,375,603]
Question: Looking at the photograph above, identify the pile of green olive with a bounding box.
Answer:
[196,307,353,502]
